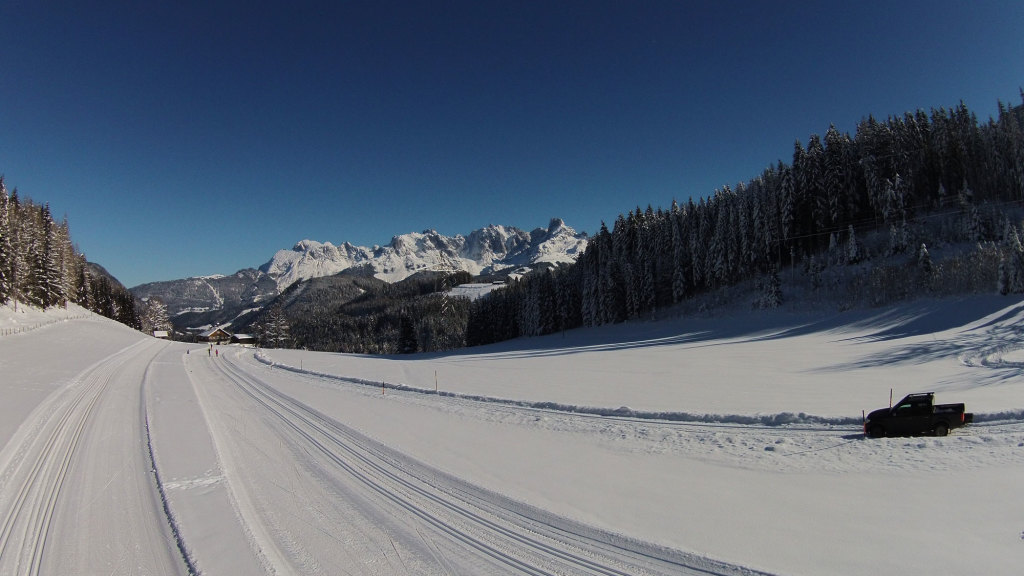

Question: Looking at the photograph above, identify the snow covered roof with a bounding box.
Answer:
[198,327,232,339]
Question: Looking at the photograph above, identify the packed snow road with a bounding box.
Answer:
[0,335,180,575]
[172,346,755,575]
[0,313,764,576]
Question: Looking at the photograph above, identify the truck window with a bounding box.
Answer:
[895,402,927,415]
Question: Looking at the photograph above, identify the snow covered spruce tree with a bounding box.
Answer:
[257,303,292,348]
[38,203,68,308]
[917,243,936,291]
[754,264,783,309]
[998,225,1024,295]
[0,178,11,304]
[140,297,172,335]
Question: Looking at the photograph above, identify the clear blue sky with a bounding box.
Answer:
[1,1,1022,288]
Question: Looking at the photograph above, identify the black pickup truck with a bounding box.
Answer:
[864,392,973,438]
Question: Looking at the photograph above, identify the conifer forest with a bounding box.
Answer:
[0,178,140,327]
[466,97,1024,346]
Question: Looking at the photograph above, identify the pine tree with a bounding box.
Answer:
[998,256,1010,295]
[827,232,839,266]
[595,222,625,324]
[580,250,598,327]
[967,204,982,241]
[114,289,140,329]
[8,190,29,310]
[917,243,933,275]
[25,204,47,308]
[632,212,656,317]
[141,298,172,334]
[824,124,845,228]
[76,255,93,310]
[260,303,292,348]
[779,163,795,256]
[709,200,730,287]
[653,207,674,308]
[670,206,689,302]
[0,179,11,305]
[845,225,861,264]
[398,313,417,353]
[917,243,935,291]
[92,276,116,318]
[554,267,580,332]
[755,265,783,309]
[40,204,65,308]
[958,177,974,209]
[883,174,905,223]
[55,218,75,308]
[601,258,625,324]
[690,198,708,290]
[536,269,557,334]
[1002,225,1024,294]
[804,134,827,246]
[888,221,908,255]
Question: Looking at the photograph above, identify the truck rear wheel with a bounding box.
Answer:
[934,423,949,437]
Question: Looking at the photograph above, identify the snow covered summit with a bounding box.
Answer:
[261,240,371,289]
[261,219,588,289]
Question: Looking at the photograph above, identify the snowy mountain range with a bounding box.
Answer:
[131,219,588,329]
[262,218,587,288]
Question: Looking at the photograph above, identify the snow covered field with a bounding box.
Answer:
[1,296,1023,575]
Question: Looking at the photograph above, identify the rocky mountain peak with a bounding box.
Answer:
[131,219,589,332]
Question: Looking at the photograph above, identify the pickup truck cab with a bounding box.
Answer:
[864,392,972,438]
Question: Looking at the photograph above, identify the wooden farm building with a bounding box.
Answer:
[199,327,232,344]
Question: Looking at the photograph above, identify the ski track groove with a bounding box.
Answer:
[214,359,555,575]
[0,340,151,576]
[214,351,770,576]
